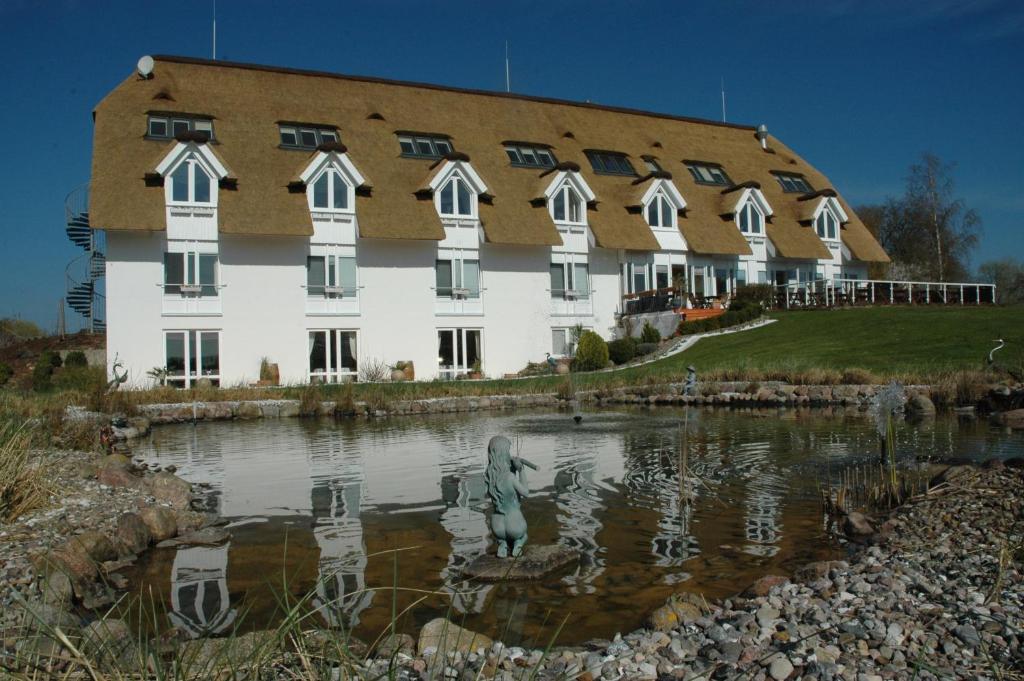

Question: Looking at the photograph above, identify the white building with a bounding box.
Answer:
[86,56,889,387]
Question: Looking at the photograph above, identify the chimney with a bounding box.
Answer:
[756,124,768,150]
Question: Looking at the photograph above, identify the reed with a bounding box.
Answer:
[0,419,48,522]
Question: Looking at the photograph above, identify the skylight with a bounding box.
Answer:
[505,144,556,169]
[148,115,214,142]
[585,150,636,176]
[398,134,453,159]
[279,124,339,149]
[685,162,731,186]
[773,172,813,194]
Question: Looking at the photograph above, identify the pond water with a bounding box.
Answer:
[125,407,1023,646]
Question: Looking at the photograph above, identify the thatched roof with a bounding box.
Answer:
[89,56,888,262]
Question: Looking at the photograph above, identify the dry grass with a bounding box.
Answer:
[0,419,49,521]
[298,383,323,416]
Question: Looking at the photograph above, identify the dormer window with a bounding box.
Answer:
[815,210,839,240]
[642,157,663,173]
[148,115,214,141]
[585,150,636,176]
[774,172,813,193]
[646,191,675,229]
[169,155,213,205]
[438,175,474,217]
[398,134,452,159]
[737,201,764,235]
[279,124,339,149]
[311,169,350,211]
[505,144,556,168]
[552,186,583,224]
[685,161,731,186]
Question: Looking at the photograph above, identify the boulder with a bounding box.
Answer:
[114,513,152,555]
[462,545,579,581]
[41,570,74,606]
[173,510,208,534]
[905,392,936,417]
[417,618,492,656]
[374,633,415,658]
[995,408,1024,429]
[647,604,679,632]
[155,526,229,548]
[67,531,118,563]
[842,511,875,537]
[138,506,178,541]
[81,619,139,669]
[743,574,789,598]
[668,597,702,625]
[17,600,81,633]
[145,472,192,510]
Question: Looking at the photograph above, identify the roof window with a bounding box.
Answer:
[148,115,214,142]
[685,161,731,186]
[398,134,452,159]
[505,144,556,169]
[642,156,663,173]
[279,124,339,149]
[773,172,813,193]
[585,150,636,176]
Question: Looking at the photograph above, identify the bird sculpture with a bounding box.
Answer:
[988,339,1005,365]
[987,339,1022,382]
[107,353,129,391]
[545,352,558,373]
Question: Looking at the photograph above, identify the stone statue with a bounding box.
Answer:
[484,436,532,558]
[684,365,698,396]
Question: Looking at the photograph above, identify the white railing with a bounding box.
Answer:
[774,278,997,308]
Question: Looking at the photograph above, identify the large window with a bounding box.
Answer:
[815,210,839,240]
[308,330,357,383]
[436,254,480,298]
[169,156,213,204]
[622,259,653,295]
[505,144,556,168]
[438,328,481,378]
[550,258,590,300]
[279,124,339,149]
[551,185,584,224]
[148,115,214,142]
[165,330,219,388]
[307,254,357,298]
[551,327,588,357]
[164,251,217,296]
[310,168,351,211]
[585,150,636,176]
[773,172,813,194]
[737,201,764,235]
[685,162,731,186]
[438,175,474,217]
[398,134,452,159]
[646,192,676,229]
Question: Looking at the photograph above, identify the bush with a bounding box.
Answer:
[572,331,609,372]
[733,283,774,307]
[639,321,661,344]
[39,350,62,369]
[31,362,53,392]
[52,366,106,392]
[0,362,11,386]
[299,383,323,416]
[677,300,763,336]
[607,337,638,365]
[64,351,88,368]
[636,342,659,357]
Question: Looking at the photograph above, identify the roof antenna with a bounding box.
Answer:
[720,76,726,122]
[505,40,511,93]
[212,0,217,60]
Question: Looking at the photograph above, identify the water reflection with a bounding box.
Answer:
[169,544,236,637]
[553,459,605,594]
[439,473,491,613]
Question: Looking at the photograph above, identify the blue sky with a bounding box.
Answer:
[1,0,1021,330]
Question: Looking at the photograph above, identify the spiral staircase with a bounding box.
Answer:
[65,184,105,333]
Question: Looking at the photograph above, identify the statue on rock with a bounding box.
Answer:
[484,436,532,558]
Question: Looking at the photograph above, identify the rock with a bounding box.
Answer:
[647,604,679,632]
[173,510,208,533]
[463,545,580,581]
[155,526,229,548]
[954,624,981,648]
[237,401,262,419]
[743,574,789,598]
[793,560,846,583]
[41,570,74,605]
[66,532,118,563]
[180,631,274,672]
[995,408,1024,429]
[668,598,702,625]
[768,655,794,680]
[376,633,416,657]
[138,506,178,541]
[114,513,151,555]
[97,466,141,489]
[842,511,875,537]
[145,472,193,510]
[905,393,936,417]
[417,619,493,657]
[17,600,80,633]
[81,619,138,668]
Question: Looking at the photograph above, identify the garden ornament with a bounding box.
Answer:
[108,354,128,391]
[684,365,698,396]
[484,436,536,558]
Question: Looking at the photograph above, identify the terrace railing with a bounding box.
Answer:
[773,278,997,309]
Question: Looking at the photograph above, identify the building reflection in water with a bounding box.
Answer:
[439,472,492,613]
[552,457,606,595]
[738,447,784,557]
[310,455,374,628]
[168,544,237,638]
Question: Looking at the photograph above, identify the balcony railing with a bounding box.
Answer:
[622,287,686,315]
[773,278,997,309]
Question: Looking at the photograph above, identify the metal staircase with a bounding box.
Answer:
[64,184,105,333]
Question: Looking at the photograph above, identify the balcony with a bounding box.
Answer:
[621,287,685,316]
[773,278,997,309]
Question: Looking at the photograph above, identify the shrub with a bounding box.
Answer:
[607,337,637,365]
[840,368,880,385]
[636,342,658,357]
[359,358,390,382]
[572,331,609,372]
[64,350,88,368]
[31,361,53,392]
[0,362,11,386]
[639,321,661,344]
[677,300,763,336]
[52,366,106,392]
[733,283,774,307]
[299,383,323,416]
[39,350,62,369]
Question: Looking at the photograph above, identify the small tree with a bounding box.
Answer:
[640,321,661,344]
[978,258,1024,305]
[572,331,609,372]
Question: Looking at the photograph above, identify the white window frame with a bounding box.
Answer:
[811,198,847,243]
[437,328,483,379]
[164,330,220,388]
[622,257,654,295]
[156,142,230,209]
[737,201,765,235]
[435,249,481,299]
[551,326,591,358]
[544,171,595,228]
[550,253,590,300]
[307,245,358,299]
[550,185,585,225]
[308,167,353,213]
[436,174,476,218]
[163,244,220,297]
[308,329,358,383]
[166,155,216,207]
[645,191,676,229]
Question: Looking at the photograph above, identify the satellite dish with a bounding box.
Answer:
[137,55,155,78]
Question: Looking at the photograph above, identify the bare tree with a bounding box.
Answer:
[978,258,1024,305]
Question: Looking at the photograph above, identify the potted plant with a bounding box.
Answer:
[468,359,483,380]
[390,361,408,382]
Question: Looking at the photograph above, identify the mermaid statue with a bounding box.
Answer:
[483,436,532,558]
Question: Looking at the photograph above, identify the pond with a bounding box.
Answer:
[125,406,1023,646]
